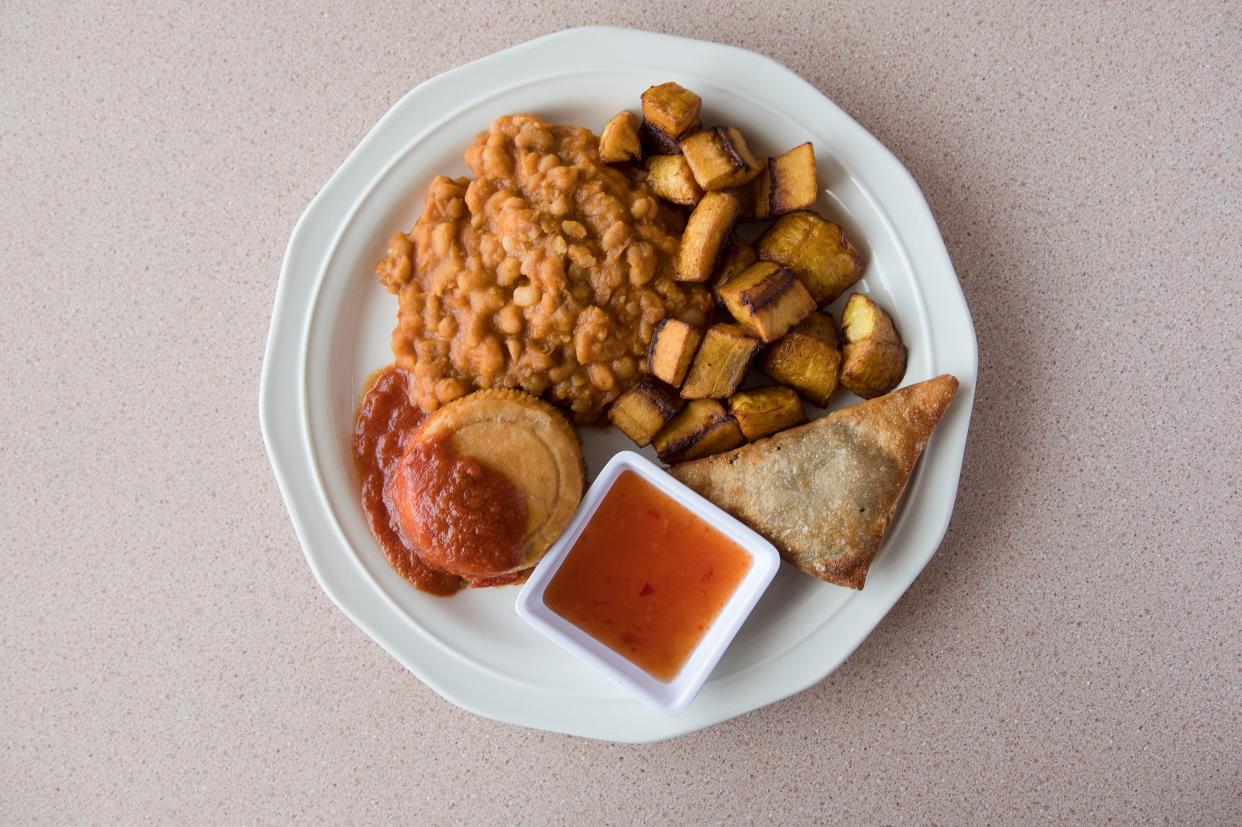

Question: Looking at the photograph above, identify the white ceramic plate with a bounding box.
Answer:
[260,26,977,743]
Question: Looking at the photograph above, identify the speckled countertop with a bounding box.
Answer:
[2,2,1238,823]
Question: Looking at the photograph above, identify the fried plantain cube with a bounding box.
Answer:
[730,180,760,221]
[751,172,771,222]
[717,260,817,343]
[679,416,745,461]
[639,119,692,156]
[645,154,703,206]
[680,323,761,399]
[641,82,703,139]
[653,399,745,464]
[713,233,757,292]
[607,377,684,447]
[755,211,863,305]
[840,339,907,399]
[841,291,900,343]
[753,142,818,220]
[728,385,807,441]
[839,293,907,398]
[760,310,841,407]
[681,127,764,190]
[675,190,741,282]
[646,318,704,387]
[598,111,642,163]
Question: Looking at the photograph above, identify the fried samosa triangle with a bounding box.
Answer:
[671,375,958,589]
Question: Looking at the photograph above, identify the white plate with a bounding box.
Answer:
[260,26,977,743]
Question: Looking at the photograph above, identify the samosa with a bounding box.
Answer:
[671,375,958,589]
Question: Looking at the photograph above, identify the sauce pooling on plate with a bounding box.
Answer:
[544,471,751,682]
[353,366,463,596]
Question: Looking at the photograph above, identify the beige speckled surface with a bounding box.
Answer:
[3,1,1239,823]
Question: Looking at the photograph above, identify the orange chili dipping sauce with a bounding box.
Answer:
[353,366,531,595]
[543,471,752,682]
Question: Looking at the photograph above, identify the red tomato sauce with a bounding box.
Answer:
[353,366,529,595]
[543,471,752,682]
[384,430,527,579]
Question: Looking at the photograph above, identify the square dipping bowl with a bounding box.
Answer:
[515,451,781,715]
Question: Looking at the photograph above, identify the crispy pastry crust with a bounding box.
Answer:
[671,375,958,589]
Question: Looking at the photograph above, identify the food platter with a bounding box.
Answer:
[260,26,977,742]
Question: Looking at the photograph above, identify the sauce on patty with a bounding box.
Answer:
[353,366,530,595]
[384,430,527,579]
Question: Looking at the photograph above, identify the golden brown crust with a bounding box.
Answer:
[671,375,958,589]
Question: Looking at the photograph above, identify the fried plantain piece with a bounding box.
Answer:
[717,260,817,343]
[753,142,818,220]
[608,377,684,447]
[675,190,741,282]
[644,154,703,206]
[729,180,760,221]
[681,127,764,190]
[841,292,899,342]
[598,111,642,163]
[751,170,771,222]
[755,211,863,305]
[760,310,841,407]
[646,318,704,387]
[728,385,807,441]
[839,293,907,398]
[712,233,757,292]
[641,82,703,139]
[840,339,907,399]
[680,323,761,399]
[652,399,745,464]
[640,119,693,155]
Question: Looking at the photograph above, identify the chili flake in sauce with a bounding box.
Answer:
[543,471,752,681]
